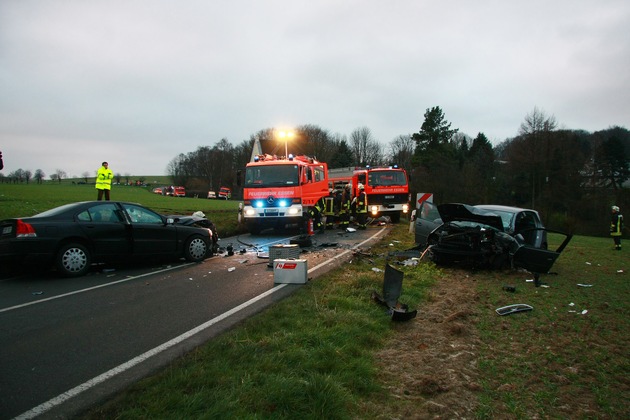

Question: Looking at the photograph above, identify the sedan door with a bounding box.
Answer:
[78,203,132,256]
[513,210,546,248]
[414,201,442,247]
[121,203,178,257]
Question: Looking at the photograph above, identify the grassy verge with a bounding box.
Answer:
[474,233,629,418]
[0,183,244,237]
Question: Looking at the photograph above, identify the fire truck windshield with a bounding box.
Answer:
[368,170,408,187]
[245,165,299,187]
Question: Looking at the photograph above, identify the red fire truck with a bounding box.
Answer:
[329,165,410,223]
[242,154,329,234]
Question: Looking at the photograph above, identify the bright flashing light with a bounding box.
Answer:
[253,156,260,162]
[371,205,378,216]
[278,199,288,207]
[403,204,409,213]
[255,201,264,208]
[245,208,256,216]
[288,208,300,215]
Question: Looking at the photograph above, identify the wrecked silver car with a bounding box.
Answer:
[416,203,572,273]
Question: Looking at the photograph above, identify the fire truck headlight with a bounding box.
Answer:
[255,201,264,208]
[370,205,378,216]
[403,204,409,213]
[245,208,256,216]
[278,199,288,207]
[287,207,300,215]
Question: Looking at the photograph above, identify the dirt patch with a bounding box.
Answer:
[373,269,482,419]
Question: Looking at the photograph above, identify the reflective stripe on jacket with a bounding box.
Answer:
[356,191,367,213]
[610,214,624,236]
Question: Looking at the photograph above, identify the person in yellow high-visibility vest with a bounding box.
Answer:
[95,161,114,201]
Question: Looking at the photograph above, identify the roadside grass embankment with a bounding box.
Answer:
[0,182,243,237]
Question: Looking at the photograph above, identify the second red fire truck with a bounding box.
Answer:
[329,165,410,223]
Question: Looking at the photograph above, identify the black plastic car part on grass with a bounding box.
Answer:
[0,201,214,277]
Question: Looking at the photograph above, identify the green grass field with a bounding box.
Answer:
[2,183,628,418]
[0,182,243,237]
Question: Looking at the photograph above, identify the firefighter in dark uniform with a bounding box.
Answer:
[354,183,368,229]
[610,205,624,251]
[338,183,352,229]
[323,188,336,229]
[307,195,326,234]
[333,187,342,227]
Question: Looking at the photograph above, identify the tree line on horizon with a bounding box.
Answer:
[164,106,629,235]
[2,106,628,236]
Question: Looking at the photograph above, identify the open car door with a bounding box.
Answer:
[512,228,573,274]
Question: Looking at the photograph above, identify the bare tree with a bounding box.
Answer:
[513,107,558,208]
[54,169,66,184]
[295,124,334,162]
[350,127,383,166]
[388,134,415,169]
[518,106,557,136]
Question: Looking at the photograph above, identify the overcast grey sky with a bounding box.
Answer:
[1,0,629,178]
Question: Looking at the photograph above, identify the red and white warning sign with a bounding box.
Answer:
[416,193,434,208]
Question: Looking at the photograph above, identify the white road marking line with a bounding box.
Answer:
[14,283,288,420]
[0,264,193,314]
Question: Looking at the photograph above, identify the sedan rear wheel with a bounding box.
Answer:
[185,235,208,262]
[56,243,91,277]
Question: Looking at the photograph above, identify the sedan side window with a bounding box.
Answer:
[420,202,440,222]
[88,203,120,223]
[123,204,163,224]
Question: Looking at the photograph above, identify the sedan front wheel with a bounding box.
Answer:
[184,235,209,262]
[55,243,92,277]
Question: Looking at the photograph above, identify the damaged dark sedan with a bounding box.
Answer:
[0,201,216,277]
[415,202,572,274]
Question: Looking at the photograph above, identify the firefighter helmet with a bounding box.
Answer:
[357,183,364,190]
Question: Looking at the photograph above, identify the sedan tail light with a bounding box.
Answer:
[16,220,37,238]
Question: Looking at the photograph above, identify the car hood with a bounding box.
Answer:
[437,203,504,231]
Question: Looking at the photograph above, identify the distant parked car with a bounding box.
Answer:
[414,202,571,273]
[152,187,163,195]
[207,191,217,199]
[0,201,214,277]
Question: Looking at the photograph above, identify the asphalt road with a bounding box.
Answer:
[0,226,389,419]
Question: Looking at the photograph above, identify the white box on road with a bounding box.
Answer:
[273,259,307,284]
